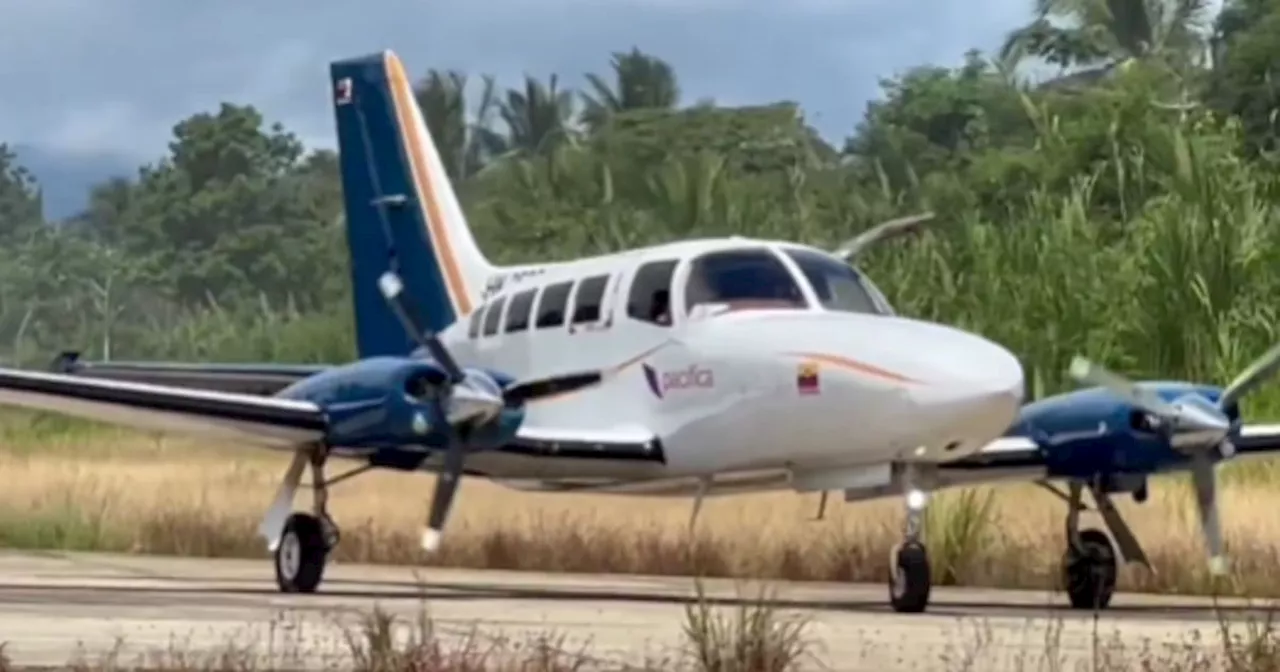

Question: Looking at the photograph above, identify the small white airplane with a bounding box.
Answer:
[8,49,1031,614]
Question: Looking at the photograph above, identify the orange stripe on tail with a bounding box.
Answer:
[383,52,473,315]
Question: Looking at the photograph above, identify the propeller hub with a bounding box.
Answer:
[1167,396,1231,452]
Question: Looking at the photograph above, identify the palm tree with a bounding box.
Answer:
[580,48,681,132]
[413,70,508,180]
[498,74,578,156]
[998,0,1212,76]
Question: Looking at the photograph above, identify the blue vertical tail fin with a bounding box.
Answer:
[329,50,496,358]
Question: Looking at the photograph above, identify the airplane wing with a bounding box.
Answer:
[1225,423,1280,455]
[0,364,664,461]
[50,351,329,396]
[0,367,325,450]
[946,424,1280,473]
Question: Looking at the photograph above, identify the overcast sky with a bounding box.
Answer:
[0,0,1200,164]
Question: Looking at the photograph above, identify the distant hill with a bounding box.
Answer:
[9,144,137,223]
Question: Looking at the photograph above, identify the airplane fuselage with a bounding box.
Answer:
[399,236,1026,493]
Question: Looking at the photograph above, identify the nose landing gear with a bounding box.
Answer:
[888,487,932,613]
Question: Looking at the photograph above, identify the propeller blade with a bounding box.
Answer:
[833,212,936,261]
[421,405,467,553]
[1191,454,1228,576]
[1220,341,1280,410]
[503,370,604,406]
[1068,356,1179,418]
[378,271,465,384]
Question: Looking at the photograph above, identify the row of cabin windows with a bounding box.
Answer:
[467,259,678,339]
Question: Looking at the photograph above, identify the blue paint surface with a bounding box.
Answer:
[276,356,523,461]
[330,53,459,359]
[1008,381,1238,480]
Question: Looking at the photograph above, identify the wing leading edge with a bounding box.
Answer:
[947,424,1280,474]
[0,368,325,450]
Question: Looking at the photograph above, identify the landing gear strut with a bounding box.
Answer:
[1060,482,1118,610]
[261,445,364,594]
[888,487,931,613]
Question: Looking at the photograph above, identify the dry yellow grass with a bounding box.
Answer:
[6,424,1280,597]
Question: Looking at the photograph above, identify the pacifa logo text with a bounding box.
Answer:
[642,364,715,399]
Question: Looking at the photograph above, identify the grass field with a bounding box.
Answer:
[7,413,1280,601]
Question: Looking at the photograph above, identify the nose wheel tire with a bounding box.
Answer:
[274,512,329,594]
[1062,528,1117,610]
[889,541,931,613]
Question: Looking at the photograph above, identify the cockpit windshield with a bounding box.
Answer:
[684,249,808,313]
[782,248,893,315]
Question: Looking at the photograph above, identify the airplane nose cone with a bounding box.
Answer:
[902,324,1025,459]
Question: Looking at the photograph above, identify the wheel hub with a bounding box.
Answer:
[278,531,300,580]
[891,564,906,598]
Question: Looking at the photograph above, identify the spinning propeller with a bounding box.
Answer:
[376,271,604,553]
[1068,342,1280,576]
[832,212,937,261]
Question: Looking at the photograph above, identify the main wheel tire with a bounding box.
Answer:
[274,512,329,594]
[889,540,931,613]
[1062,528,1117,610]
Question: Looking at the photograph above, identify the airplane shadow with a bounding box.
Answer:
[0,576,1272,622]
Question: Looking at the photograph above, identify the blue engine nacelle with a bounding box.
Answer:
[277,356,525,452]
[1011,381,1240,486]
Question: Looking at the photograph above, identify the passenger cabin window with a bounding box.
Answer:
[536,281,572,328]
[783,248,892,315]
[685,249,807,313]
[626,260,678,326]
[504,289,536,333]
[571,275,609,324]
[467,308,483,339]
[482,296,507,337]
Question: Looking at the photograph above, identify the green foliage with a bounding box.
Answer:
[0,143,42,241]
[2,35,1280,416]
[1206,0,1280,158]
[998,0,1213,73]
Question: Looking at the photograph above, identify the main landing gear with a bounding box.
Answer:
[260,445,372,594]
[889,486,932,613]
[1051,480,1150,611]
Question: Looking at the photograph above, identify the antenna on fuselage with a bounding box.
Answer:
[833,212,937,261]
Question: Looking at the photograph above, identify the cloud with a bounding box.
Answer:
[0,0,1040,163]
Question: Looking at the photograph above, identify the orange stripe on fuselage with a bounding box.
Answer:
[383,52,474,316]
[787,352,922,385]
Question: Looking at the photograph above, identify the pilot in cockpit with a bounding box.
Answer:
[650,289,672,325]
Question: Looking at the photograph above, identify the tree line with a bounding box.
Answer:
[1,0,1279,407]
